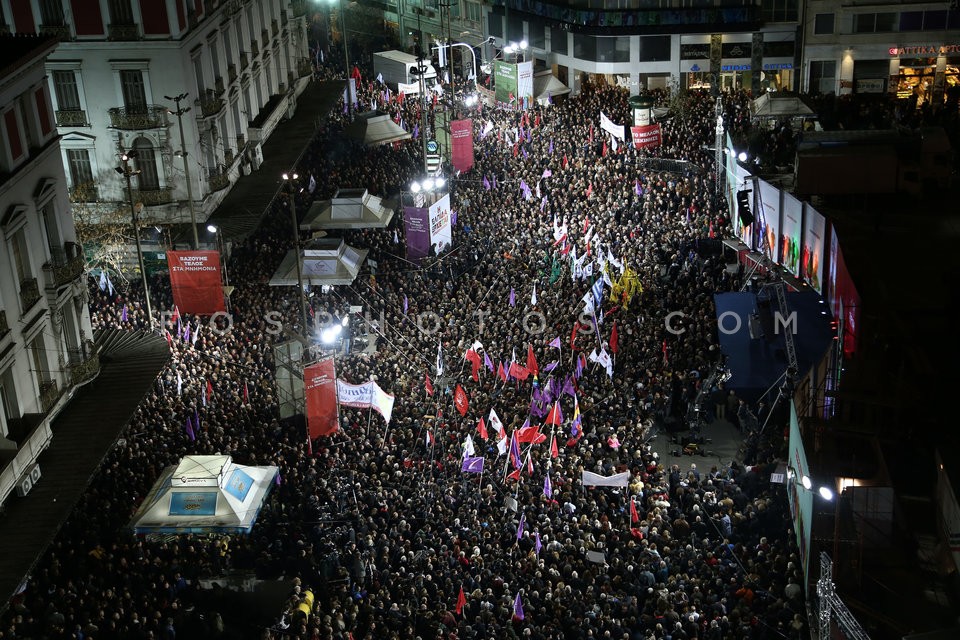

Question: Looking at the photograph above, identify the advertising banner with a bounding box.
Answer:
[802,206,826,293]
[787,401,814,588]
[169,492,218,516]
[404,204,431,263]
[305,357,339,438]
[494,61,518,108]
[450,119,475,173]
[828,232,859,357]
[167,251,226,315]
[429,193,452,254]
[517,61,534,109]
[630,124,662,149]
[757,179,782,262]
[781,192,804,275]
[336,379,395,423]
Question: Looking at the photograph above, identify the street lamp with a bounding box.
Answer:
[325,0,352,116]
[503,40,528,62]
[165,93,199,249]
[207,224,230,287]
[282,171,309,334]
[115,151,154,330]
[410,60,431,173]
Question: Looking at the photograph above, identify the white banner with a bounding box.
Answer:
[428,193,452,254]
[336,380,395,423]
[398,81,420,95]
[600,111,625,140]
[581,470,630,487]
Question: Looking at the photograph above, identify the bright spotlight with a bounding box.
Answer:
[410,181,422,193]
[801,475,812,490]
[519,40,528,49]
[435,176,446,189]
[819,486,834,501]
[738,151,748,162]
[423,177,435,191]
[207,224,218,233]
[320,324,343,344]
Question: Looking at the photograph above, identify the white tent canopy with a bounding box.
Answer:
[129,455,278,535]
[751,92,815,119]
[345,111,412,146]
[301,188,395,230]
[269,237,368,287]
[534,72,571,105]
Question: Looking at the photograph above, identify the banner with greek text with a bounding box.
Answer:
[404,204,431,263]
[630,124,662,150]
[167,251,226,315]
[451,119,475,173]
[305,357,339,438]
[600,112,625,140]
[494,61,518,109]
[336,379,395,423]
[516,61,534,110]
[429,193,452,254]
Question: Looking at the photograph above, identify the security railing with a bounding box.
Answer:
[67,340,100,386]
[39,379,59,414]
[208,170,230,193]
[43,242,85,288]
[133,187,173,206]
[108,105,170,129]
[55,109,88,127]
[19,277,41,313]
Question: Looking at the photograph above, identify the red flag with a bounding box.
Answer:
[582,217,590,234]
[170,305,180,324]
[497,361,506,382]
[243,381,249,404]
[610,321,619,355]
[454,384,469,416]
[507,467,521,481]
[545,402,562,426]
[205,379,213,405]
[662,340,669,365]
[465,349,482,382]
[478,417,488,440]
[551,436,559,459]
[526,452,534,476]
[517,424,546,444]
[589,123,594,144]
[425,372,434,396]
[526,344,538,377]
[630,499,639,524]
[562,154,568,169]
[508,361,530,380]
[570,322,579,350]
[586,183,593,198]
[456,585,466,615]
[602,140,608,157]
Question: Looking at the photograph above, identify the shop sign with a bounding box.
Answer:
[856,78,885,93]
[721,43,752,59]
[763,63,793,70]
[680,44,711,60]
[722,64,752,71]
[889,44,960,56]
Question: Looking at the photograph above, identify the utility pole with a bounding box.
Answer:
[283,171,309,334]
[165,93,199,249]
[332,0,352,117]
[117,152,154,330]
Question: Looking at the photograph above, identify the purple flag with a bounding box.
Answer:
[413,123,419,139]
[634,180,642,196]
[549,336,561,349]
[562,375,577,398]
[548,139,554,154]
[542,169,552,179]
[492,175,498,189]
[275,471,282,486]
[513,592,524,620]
[519,179,528,193]
[462,456,485,473]
[484,352,494,372]
[121,304,128,322]
[403,295,409,315]
[483,176,491,190]
[543,474,552,498]
[535,532,542,555]
[522,147,528,159]
[530,397,549,419]
[517,512,525,540]
[544,360,559,373]
[451,211,458,226]
[574,356,584,380]
[185,417,195,441]
[525,128,531,143]
[541,196,547,212]
[509,288,516,307]
[194,408,200,433]
[183,323,190,343]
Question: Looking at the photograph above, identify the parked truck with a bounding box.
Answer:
[373,50,438,89]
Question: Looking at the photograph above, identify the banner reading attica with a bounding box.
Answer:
[631,124,662,149]
[450,119,474,173]
[167,251,226,315]
[305,357,339,438]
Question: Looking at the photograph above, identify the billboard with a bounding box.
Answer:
[305,357,339,438]
[630,124,662,149]
[517,61,534,109]
[787,400,814,588]
[404,204,431,262]
[757,179,782,262]
[494,61,517,108]
[802,207,826,293]
[429,193,452,254]
[168,492,218,516]
[828,232,859,356]
[781,192,803,275]
[450,118,475,172]
[167,251,226,315]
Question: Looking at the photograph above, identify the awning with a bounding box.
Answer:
[269,237,368,287]
[751,92,815,118]
[301,188,395,230]
[345,111,412,146]
[533,72,571,103]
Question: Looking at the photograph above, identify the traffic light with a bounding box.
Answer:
[736,189,754,226]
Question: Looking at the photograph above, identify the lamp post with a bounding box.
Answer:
[410,59,430,174]
[503,39,528,63]
[282,171,309,335]
[327,0,352,116]
[165,93,199,249]
[116,152,154,330]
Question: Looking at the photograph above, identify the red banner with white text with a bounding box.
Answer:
[167,251,226,315]
[631,124,662,150]
[451,119,475,173]
[305,357,339,438]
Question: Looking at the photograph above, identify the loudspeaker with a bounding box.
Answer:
[736,189,754,226]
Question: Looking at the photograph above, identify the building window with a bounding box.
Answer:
[809,60,836,94]
[597,37,630,63]
[814,13,834,35]
[573,34,597,62]
[30,335,50,385]
[488,13,502,39]
[40,204,61,257]
[52,70,81,111]
[761,0,798,23]
[853,13,898,34]
[133,137,160,190]
[551,27,568,55]
[39,0,65,26]
[120,70,147,113]
[193,56,206,96]
[210,37,222,84]
[66,149,94,188]
[109,0,134,24]
[10,229,32,284]
[465,2,480,24]
[223,25,234,68]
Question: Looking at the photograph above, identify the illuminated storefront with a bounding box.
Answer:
[679,35,796,92]
[889,44,960,106]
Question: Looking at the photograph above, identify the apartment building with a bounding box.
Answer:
[0,33,96,505]
[0,0,311,228]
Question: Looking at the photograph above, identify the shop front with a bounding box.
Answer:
[680,41,712,91]
[720,41,753,91]
[888,43,960,106]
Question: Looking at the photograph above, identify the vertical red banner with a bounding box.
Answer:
[167,251,227,315]
[305,357,339,438]
[451,118,474,173]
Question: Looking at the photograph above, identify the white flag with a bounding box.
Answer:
[376,72,383,83]
[581,470,630,487]
[308,174,317,194]
[107,274,115,296]
[597,348,613,379]
[177,372,183,395]
[488,408,505,437]
[531,285,537,306]
[98,270,107,291]
[482,121,494,137]
[192,323,200,346]
[463,434,475,458]
[436,340,444,377]
[497,436,508,456]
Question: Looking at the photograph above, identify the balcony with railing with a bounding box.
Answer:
[108,23,139,40]
[108,105,170,129]
[208,170,230,193]
[251,39,260,57]
[19,277,41,314]
[199,89,226,117]
[39,379,59,415]
[55,109,88,127]
[298,58,313,77]
[69,182,99,203]
[133,187,173,206]
[67,340,100,386]
[43,242,85,289]
[292,0,307,17]
[39,24,70,40]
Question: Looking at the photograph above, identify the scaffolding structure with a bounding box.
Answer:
[816,552,870,640]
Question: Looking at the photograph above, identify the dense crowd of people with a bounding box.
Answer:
[1,64,808,640]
